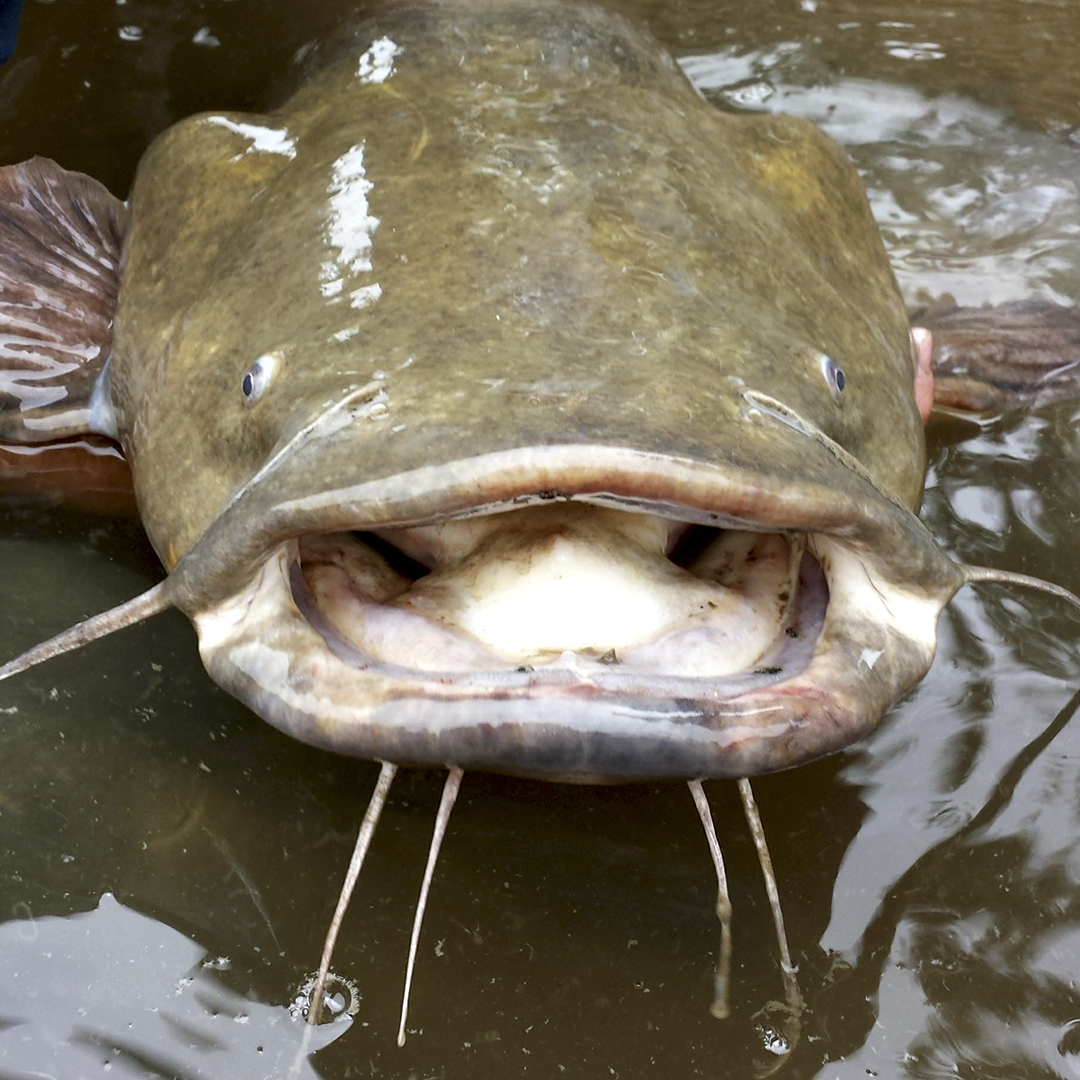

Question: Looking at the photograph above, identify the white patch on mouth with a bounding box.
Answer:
[811,536,941,652]
[356,36,401,85]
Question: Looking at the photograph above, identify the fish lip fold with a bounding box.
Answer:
[189,489,960,781]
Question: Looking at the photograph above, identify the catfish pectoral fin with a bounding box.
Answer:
[0,157,127,442]
[912,299,1080,412]
[0,581,171,682]
[0,435,136,514]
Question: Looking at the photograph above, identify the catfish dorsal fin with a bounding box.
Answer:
[0,581,171,682]
[0,157,128,443]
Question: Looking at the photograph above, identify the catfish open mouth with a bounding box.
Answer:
[292,507,822,684]
[187,459,962,783]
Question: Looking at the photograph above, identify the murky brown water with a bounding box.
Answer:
[2,1,1080,1076]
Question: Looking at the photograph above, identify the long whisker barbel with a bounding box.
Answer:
[688,779,733,1019]
[738,778,803,1018]
[689,778,804,1031]
[308,760,397,1026]
[398,766,464,1046]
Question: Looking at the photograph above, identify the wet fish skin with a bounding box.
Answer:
[0,0,1073,785]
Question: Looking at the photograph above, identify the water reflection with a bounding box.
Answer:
[806,403,1080,1077]
[681,53,1080,307]
[1,0,1080,1077]
[0,893,349,1076]
[819,683,1080,1079]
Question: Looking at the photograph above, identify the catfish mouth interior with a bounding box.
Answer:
[289,502,826,694]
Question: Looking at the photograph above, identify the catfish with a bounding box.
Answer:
[1,0,1077,1043]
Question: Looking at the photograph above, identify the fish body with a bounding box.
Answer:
[0,0,977,783]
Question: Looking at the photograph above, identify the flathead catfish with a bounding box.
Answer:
[1,0,1077,1036]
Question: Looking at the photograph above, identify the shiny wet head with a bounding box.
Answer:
[6,0,1070,785]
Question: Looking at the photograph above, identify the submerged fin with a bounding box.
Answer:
[398,766,463,1047]
[308,761,398,1026]
[912,299,1080,412]
[0,157,127,442]
[0,581,171,682]
[688,780,733,1020]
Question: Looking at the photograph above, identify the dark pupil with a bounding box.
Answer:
[834,367,846,392]
[242,371,254,397]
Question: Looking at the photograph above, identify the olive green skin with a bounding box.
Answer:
[0,0,958,782]
[111,0,922,599]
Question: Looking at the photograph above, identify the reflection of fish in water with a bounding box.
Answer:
[1,0,1078,1052]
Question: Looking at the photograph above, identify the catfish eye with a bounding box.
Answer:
[241,353,279,404]
[819,353,846,401]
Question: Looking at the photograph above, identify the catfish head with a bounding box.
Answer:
[0,0,1069,785]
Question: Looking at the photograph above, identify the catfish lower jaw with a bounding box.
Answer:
[190,502,946,781]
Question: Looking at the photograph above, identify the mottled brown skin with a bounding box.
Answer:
[0,0,1070,783]
[4,299,1072,517]
[112,0,922,587]
[0,437,136,516]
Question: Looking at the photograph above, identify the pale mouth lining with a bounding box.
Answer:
[288,504,828,696]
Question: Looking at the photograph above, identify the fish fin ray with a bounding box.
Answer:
[0,157,127,442]
[912,299,1080,412]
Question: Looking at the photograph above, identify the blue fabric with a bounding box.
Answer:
[0,0,25,64]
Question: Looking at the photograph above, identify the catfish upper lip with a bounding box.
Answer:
[163,439,961,616]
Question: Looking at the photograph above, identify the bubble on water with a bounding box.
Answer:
[1058,1018,1080,1056]
[291,971,361,1024]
